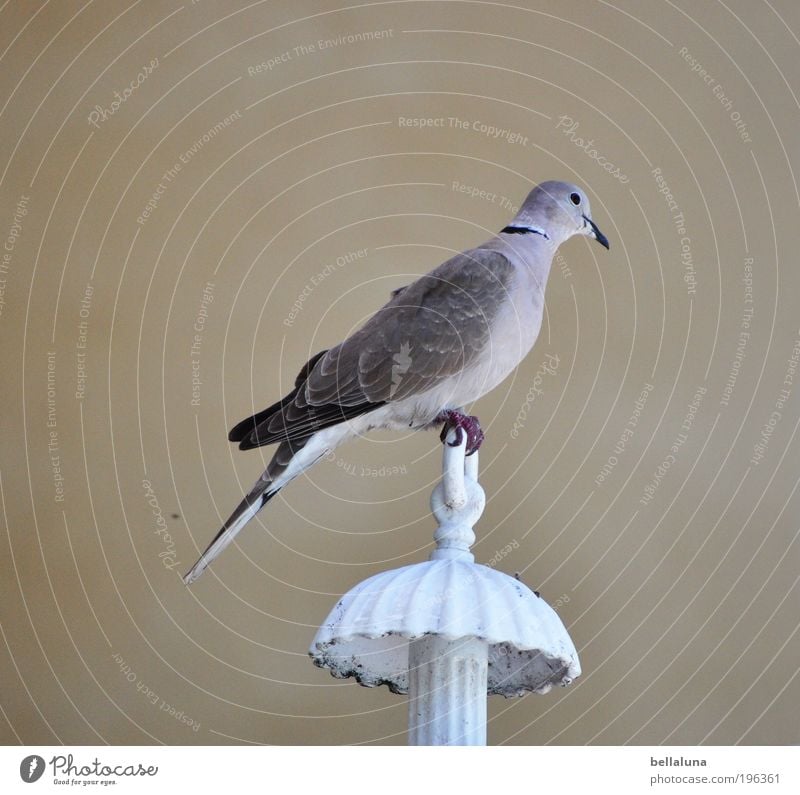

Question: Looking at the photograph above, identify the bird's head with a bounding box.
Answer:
[513,180,610,250]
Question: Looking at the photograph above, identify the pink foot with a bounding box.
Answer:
[437,409,485,456]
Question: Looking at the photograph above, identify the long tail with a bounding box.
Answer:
[182,476,277,584]
[183,431,340,584]
[183,437,302,584]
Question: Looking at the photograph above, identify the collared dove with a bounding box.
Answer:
[184,180,609,583]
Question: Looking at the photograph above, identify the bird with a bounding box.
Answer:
[183,180,609,583]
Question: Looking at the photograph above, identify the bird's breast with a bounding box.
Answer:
[378,270,546,429]
[463,288,543,399]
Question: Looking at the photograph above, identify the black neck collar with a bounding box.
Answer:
[500,225,550,240]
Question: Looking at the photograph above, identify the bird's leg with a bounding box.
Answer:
[436,409,485,456]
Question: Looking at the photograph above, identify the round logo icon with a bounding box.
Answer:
[20,755,45,783]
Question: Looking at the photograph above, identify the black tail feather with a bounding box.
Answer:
[227,349,329,444]
[228,393,296,442]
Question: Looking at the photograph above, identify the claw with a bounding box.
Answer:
[436,410,485,456]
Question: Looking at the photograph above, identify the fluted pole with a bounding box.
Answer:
[407,428,488,745]
[407,635,488,745]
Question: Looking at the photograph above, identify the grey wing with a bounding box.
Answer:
[239,248,514,450]
[305,247,515,405]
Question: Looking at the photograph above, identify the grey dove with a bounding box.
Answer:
[184,180,609,583]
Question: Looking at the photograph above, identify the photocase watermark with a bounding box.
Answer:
[451,179,519,214]
[74,281,93,400]
[398,115,529,146]
[284,248,368,326]
[46,351,65,503]
[111,651,200,732]
[0,193,29,321]
[326,452,409,479]
[652,167,696,295]
[178,111,242,167]
[389,341,412,397]
[678,45,752,144]
[554,250,571,280]
[751,411,781,467]
[425,540,521,608]
[510,353,560,439]
[781,332,800,398]
[554,116,630,184]
[137,110,242,225]
[719,257,754,407]
[750,329,800,466]
[594,382,654,486]
[141,479,180,570]
[19,755,45,783]
[246,28,394,75]
[640,385,707,505]
[422,546,572,618]
[375,543,568,625]
[27,753,158,784]
[190,281,214,407]
[87,57,159,128]
[486,538,519,568]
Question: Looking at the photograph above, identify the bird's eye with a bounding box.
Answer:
[570,192,581,205]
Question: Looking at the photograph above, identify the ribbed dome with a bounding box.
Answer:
[310,558,581,696]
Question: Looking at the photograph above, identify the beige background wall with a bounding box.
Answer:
[1,0,798,745]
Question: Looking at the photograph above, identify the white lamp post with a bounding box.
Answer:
[310,430,581,745]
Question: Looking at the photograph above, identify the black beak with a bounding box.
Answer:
[583,214,610,250]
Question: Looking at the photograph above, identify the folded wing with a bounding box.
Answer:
[232,248,514,450]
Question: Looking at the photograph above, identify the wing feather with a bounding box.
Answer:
[306,248,514,404]
[236,248,514,450]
